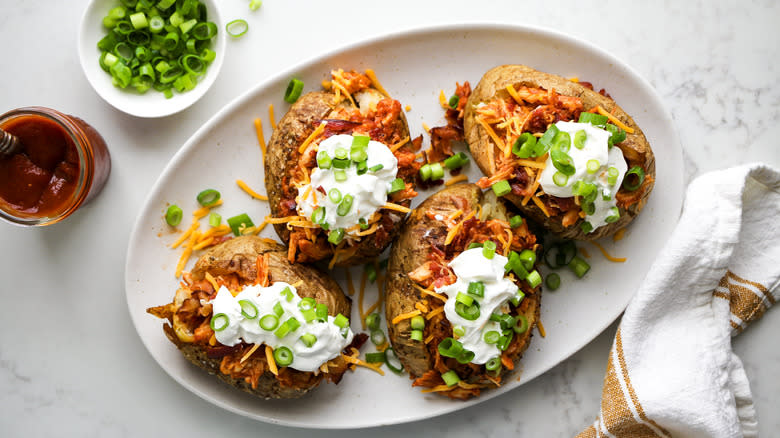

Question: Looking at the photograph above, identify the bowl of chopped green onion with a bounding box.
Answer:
[78,0,226,118]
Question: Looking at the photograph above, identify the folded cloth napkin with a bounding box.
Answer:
[577,163,780,438]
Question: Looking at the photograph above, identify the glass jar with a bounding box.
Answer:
[0,106,111,226]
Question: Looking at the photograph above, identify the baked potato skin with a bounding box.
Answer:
[464,65,655,240]
[157,236,350,399]
[385,184,540,387]
[265,90,412,266]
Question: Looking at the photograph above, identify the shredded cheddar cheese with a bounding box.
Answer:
[438,90,449,109]
[391,309,421,325]
[236,179,268,200]
[382,202,411,214]
[415,302,429,313]
[590,241,627,262]
[476,116,507,155]
[171,222,200,249]
[531,195,551,217]
[265,345,279,375]
[297,121,327,154]
[264,215,305,224]
[389,136,410,152]
[425,306,444,320]
[595,105,635,134]
[422,122,431,133]
[342,353,385,375]
[175,230,200,278]
[193,237,214,250]
[365,69,390,97]
[268,104,276,129]
[514,159,546,169]
[444,174,468,186]
[205,272,220,292]
[505,84,524,105]
[253,118,266,159]
[568,76,579,83]
[613,228,627,242]
[405,104,411,112]
[424,334,435,344]
[240,343,261,363]
[193,199,223,219]
[537,320,546,338]
[579,247,591,258]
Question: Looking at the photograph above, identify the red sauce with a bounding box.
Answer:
[0,115,80,216]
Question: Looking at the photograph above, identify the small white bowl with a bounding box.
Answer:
[78,0,226,118]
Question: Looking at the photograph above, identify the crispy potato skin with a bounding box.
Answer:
[385,184,540,390]
[264,90,412,266]
[464,65,655,240]
[166,236,350,399]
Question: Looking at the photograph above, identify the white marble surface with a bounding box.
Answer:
[1,0,778,436]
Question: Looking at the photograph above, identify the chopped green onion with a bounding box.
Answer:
[553,131,571,152]
[410,315,425,330]
[429,162,444,181]
[227,213,254,235]
[519,249,537,271]
[410,330,423,341]
[574,130,587,149]
[497,332,513,351]
[602,188,612,201]
[355,160,368,175]
[605,207,620,223]
[419,163,432,181]
[605,123,626,145]
[337,194,354,216]
[328,228,345,245]
[280,287,294,302]
[467,281,485,298]
[586,159,600,174]
[370,329,386,346]
[443,152,469,170]
[544,241,577,269]
[333,169,347,182]
[351,135,370,148]
[551,148,576,176]
[456,292,474,307]
[179,18,197,34]
[129,11,148,29]
[384,348,404,374]
[448,95,460,109]
[298,297,316,311]
[504,251,529,279]
[369,164,384,172]
[282,78,304,103]
[553,171,569,187]
[509,290,525,307]
[333,313,349,329]
[165,204,183,226]
[456,349,475,364]
[311,206,326,225]
[110,61,133,88]
[467,242,483,250]
[226,19,248,38]
[485,356,502,372]
[299,333,317,348]
[581,201,595,215]
[273,321,291,338]
[273,346,293,366]
[452,325,466,338]
[365,313,381,331]
[512,132,537,158]
[509,215,523,228]
[334,147,348,160]
[259,314,279,331]
[301,308,316,323]
[328,188,342,204]
[526,270,542,288]
[607,166,619,186]
[208,212,221,227]
[273,301,284,317]
[196,189,220,206]
[455,301,480,321]
[483,330,500,344]
[580,221,594,234]
[546,273,561,290]
[365,263,377,282]
[365,351,386,363]
[578,112,608,127]
[441,370,460,386]
[238,299,258,319]
[482,240,497,259]
[315,303,328,321]
[623,166,645,191]
[210,313,229,331]
[437,338,464,358]
[569,256,591,278]
[514,315,529,334]
[491,180,511,197]
[537,124,559,155]
[388,178,405,194]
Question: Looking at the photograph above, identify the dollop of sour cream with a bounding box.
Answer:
[209,282,354,372]
[435,248,519,364]
[538,121,628,231]
[296,134,398,236]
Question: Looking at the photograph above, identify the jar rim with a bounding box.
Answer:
[0,106,93,227]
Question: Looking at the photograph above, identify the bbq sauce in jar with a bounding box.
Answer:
[0,107,111,226]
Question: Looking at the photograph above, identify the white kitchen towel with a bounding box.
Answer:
[578,163,779,438]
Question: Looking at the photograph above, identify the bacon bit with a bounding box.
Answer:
[590,241,627,262]
[253,118,266,160]
[613,228,627,242]
[391,309,421,325]
[268,104,276,129]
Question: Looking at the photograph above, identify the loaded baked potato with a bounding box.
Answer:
[385,183,541,399]
[265,69,420,267]
[148,236,363,399]
[464,65,655,240]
